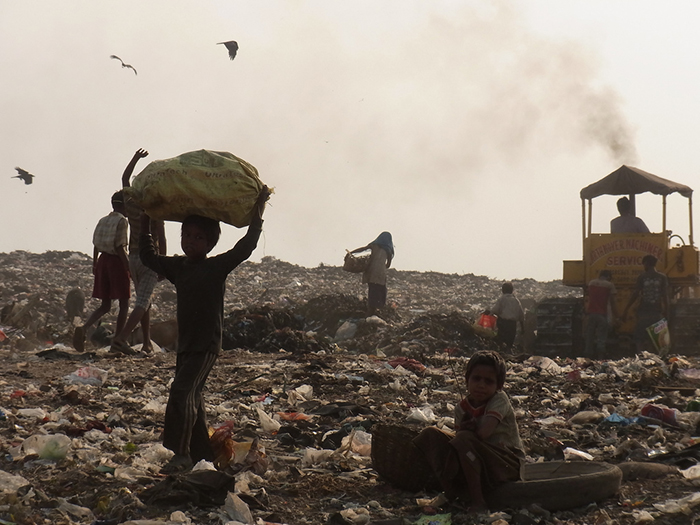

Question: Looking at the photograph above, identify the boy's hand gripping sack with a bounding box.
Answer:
[123,149,267,227]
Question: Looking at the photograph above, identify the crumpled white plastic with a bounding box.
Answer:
[406,406,436,424]
[653,491,700,513]
[256,407,281,433]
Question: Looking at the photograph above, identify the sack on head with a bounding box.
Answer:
[123,149,266,227]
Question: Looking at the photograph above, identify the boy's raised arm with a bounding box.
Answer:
[122,148,149,188]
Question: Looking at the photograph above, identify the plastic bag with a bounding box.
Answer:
[343,251,369,273]
[124,149,265,227]
[64,366,108,386]
[21,434,72,460]
[647,318,671,357]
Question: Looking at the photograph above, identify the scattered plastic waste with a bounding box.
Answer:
[341,429,372,456]
[569,410,605,425]
[257,407,281,433]
[686,399,700,412]
[5,252,700,523]
[301,448,334,467]
[17,407,47,420]
[64,365,109,386]
[406,406,437,424]
[679,368,700,381]
[414,514,452,525]
[222,493,254,524]
[652,491,700,513]
[0,470,30,494]
[563,447,594,461]
[20,434,72,460]
[641,403,679,426]
[334,320,358,342]
[600,413,637,426]
[680,465,700,483]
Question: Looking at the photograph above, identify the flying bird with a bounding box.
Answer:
[110,55,137,75]
[13,167,35,185]
[217,40,238,61]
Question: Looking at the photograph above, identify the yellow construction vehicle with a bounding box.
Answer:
[536,165,700,356]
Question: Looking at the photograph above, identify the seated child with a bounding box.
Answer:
[413,350,524,513]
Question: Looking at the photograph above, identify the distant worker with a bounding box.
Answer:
[490,282,525,350]
[622,255,669,353]
[349,232,394,316]
[73,191,130,352]
[110,148,167,356]
[611,197,650,234]
[585,269,618,358]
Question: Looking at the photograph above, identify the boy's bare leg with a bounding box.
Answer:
[459,460,488,512]
[116,298,129,336]
[112,305,149,350]
[74,299,112,351]
[140,306,152,352]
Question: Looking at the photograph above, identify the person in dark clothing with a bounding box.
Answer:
[622,254,669,353]
[490,282,524,350]
[139,186,270,474]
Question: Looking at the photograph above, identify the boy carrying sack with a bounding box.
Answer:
[139,186,270,474]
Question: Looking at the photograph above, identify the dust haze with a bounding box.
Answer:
[0,1,637,281]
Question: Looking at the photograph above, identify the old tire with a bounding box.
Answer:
[486,461,622,511]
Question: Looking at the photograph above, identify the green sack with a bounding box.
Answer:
[124,149,265,227]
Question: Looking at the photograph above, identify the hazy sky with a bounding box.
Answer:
[2,1,699,281]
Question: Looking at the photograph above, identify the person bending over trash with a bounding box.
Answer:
[413,350,524,513]
[349,231,394,316]
[138,186,270,474]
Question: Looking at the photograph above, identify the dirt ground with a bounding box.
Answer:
[1,251,700,525]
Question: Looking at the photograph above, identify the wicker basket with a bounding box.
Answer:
[343,252,369,273]
[371,424,437,492]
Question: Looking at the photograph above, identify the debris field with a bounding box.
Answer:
[1,251,700,525]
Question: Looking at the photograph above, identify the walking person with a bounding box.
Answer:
[73,191,130,352]
[585,269,618,358]
[490,282,524,351]
[110,148,167,355]
[622,255,669,353]
[139,186,270,474]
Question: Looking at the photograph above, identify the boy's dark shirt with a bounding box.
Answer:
[140,227,261,354]
[636,270,668,317]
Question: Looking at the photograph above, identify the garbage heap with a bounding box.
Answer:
[2,251,700,524]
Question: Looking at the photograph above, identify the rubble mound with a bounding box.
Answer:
[222,305,303,350]
[4,251,700,524]
[254,326,336,354]
[294,293,368,335]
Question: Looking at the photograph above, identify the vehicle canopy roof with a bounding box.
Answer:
[580,165,693,200]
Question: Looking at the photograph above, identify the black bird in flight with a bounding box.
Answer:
[110,55,138,75]
[218,41,238,61]
[13,167,35,185]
